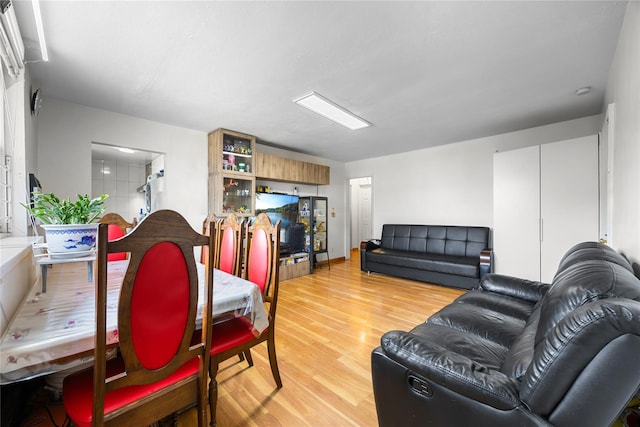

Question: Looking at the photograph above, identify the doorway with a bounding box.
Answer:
[349,177,373,251]
[91,142,164,223]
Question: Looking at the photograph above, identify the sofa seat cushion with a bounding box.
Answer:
[367,248,479,278]
[427,291,533,348]
[454,290,537,321]
[428,308,525,350]
[407,323,509,370]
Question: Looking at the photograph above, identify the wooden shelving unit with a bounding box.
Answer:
[208,129,256,217]
[255,152,330,185]
[279,252,310,281]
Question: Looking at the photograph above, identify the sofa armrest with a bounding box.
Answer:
[362,239,381,251]
[478,273,550,303]
[360,239,381,272]
[480,248,493,278]
[380,330,521,410]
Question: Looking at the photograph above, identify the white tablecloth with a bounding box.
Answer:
[0,260,268,384]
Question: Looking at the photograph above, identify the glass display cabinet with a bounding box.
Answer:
[208,129,256,217]
[222,177,253,215]
[298,196,329,273]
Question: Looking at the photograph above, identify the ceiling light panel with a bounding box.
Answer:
[293,92,371,130]
[31,0,48,61]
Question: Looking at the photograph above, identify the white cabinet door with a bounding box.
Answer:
[493,145,541,280]
[540,135,599,282]
[494,135,599,282]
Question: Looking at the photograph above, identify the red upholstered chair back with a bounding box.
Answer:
[218,227,236,274]
[99,212,134,261]
[90,209,215,426]
[107,224,127,261]
[129,241,189,368]
[244,213,280,297]
[247,228,269,292]
[217,214,244,276]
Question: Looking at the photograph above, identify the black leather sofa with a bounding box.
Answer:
[371,242,640,427]
[360,225,492,289]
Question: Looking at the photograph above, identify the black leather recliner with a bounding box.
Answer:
[371,242,640,426]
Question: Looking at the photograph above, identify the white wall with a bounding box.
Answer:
[2,68,29,236]
[604,1,640,265]
[0,66,40,334]
[256,144,347,260]
[36,98,208,230]
[345,115,601,238]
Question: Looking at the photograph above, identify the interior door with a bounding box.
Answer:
[359,183,372,243]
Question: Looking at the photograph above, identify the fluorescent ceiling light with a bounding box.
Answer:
[115,147,136,154]
[293,92,371,130]
[31,0,48,61]
[0,1,25,78]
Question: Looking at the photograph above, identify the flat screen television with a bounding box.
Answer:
[254,192,304,255]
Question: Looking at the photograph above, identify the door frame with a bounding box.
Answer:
[347,176,373,256]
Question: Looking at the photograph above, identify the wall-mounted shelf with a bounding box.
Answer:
[255,152,329,185]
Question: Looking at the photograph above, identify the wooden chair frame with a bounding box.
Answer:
[208,212,282,426]
[98,212,134,234]
[99,212,135,261]
[63,210,215,427]
[201,213,221,267]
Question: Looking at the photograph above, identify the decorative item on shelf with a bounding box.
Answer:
[227,153,236,171]
[224,179,238,189]
[21,192,108,256]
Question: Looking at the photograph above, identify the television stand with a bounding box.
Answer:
[279,252,310,281]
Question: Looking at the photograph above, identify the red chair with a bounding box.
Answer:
[216,213,244,276]
[98,212,134,261]
[63,210,215,427]
[208,212,282,426]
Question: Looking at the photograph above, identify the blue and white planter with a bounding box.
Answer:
[41,224,98,255]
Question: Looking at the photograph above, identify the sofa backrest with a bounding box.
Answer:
[518,257,640,417]
[554,241,633,277]
[380,225,490,258]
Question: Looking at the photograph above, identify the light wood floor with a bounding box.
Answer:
[43,250,465,426]
[210,250,465,426]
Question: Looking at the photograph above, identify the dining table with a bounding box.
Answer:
[0,259,269,384]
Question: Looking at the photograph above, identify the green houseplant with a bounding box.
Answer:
[22,192,109,256]
[22,192,108,225]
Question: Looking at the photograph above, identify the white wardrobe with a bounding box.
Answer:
[493,135,599,283]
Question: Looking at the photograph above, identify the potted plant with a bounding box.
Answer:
[22,192,108,256]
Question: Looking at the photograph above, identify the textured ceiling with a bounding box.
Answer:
[13,1,627,162]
